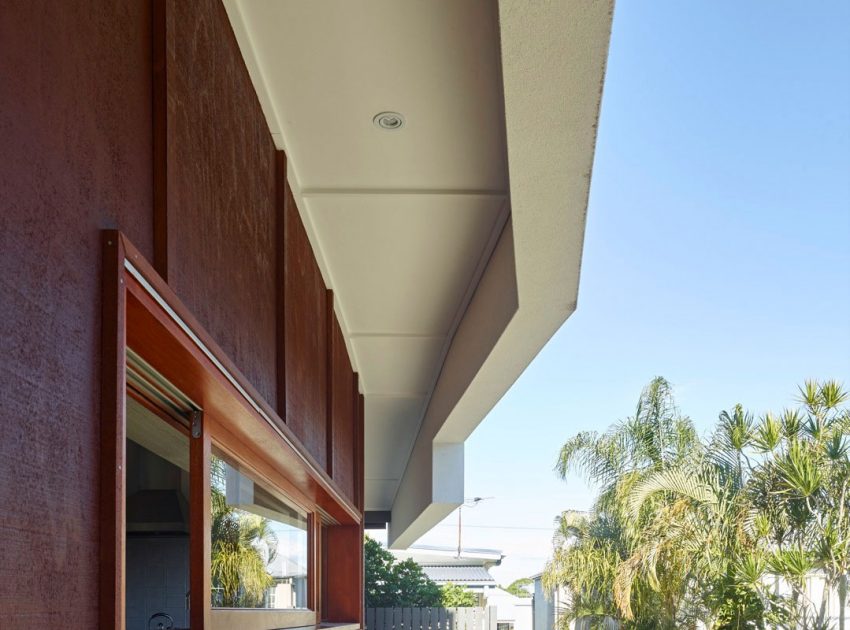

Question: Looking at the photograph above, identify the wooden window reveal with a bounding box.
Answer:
[101,231,362,630]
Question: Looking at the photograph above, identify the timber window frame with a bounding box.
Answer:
[100,231,362,630]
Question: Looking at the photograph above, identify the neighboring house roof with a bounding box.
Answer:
[410,544,503,560]
[423,565,495,585]
[390,545,502,587]
[391,545,503,569]
[266,553,306,580]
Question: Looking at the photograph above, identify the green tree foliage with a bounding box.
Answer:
[547,377,698,629]
[365,536,442,607]
[440,582,478,607]
[545,378,850,630]
[503,578,533,598]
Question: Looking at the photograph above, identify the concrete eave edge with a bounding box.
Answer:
[388,0,614,548]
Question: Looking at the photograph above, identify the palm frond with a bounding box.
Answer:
[754,412,782,453]
[775,440,822,498]
[628,468,719,519]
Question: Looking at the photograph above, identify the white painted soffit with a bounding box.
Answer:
[223,0,613,548]
[388,0,614,548]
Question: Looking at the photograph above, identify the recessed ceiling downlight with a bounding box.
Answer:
[373,111,405,131]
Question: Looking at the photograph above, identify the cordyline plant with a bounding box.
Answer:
[544,378,850,630]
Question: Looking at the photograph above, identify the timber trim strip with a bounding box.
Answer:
[99,232,127,630]
[190,409,212,628]
[152,0,168,278]
[119,232,360,522]
[275,150,288,418]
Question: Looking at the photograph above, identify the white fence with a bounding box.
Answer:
[366,607,497,630]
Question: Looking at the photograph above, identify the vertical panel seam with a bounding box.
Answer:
[326,289,335,478]
[151,0,168,280]
[276,151,288,420]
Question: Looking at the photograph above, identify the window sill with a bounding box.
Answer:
[211,607,317,630]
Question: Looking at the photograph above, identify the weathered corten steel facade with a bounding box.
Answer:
[1,0,615,626]
[1,0,363,626]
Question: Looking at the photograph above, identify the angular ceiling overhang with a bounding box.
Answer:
[223,0,613,548]
[389,0,614,548]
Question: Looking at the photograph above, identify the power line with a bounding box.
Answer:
[434,523,554,531]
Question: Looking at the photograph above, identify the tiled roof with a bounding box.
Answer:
[266,553,307,579]
[422,565,495,584]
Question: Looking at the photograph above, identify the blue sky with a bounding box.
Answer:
[400,1,850,585]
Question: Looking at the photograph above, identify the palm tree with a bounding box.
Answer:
[548,378,849,629]
[623,380,849,629]
[621,419,772,627]
[210,457,278,607]
[754,381,850,629]
[555,378,698,495]
[546,377,700,628]
[544,510,622,629]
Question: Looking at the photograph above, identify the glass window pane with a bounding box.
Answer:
[125,395,191,630]
[211,452,309,609]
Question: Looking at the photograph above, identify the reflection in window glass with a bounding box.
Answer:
[125,396,191,630]
[211,453,308,609]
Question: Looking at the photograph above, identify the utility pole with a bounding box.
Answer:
[457,503,462,558]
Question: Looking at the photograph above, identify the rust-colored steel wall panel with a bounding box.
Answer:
[324,525,364,623]
[2,0,366,621]
[0,1,154,624]
[160,0,278,406]
[284,182,330,469]
[330,314,356,501]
